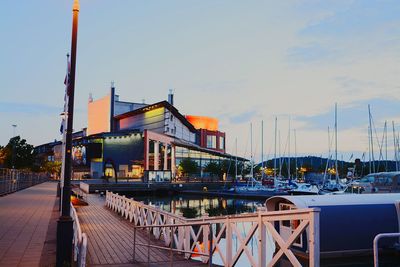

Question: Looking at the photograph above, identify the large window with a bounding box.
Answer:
[207,135,216,149]
[219,136,224,150]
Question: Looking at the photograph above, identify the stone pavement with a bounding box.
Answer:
[0,182,57,267]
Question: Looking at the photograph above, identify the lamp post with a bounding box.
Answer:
[56,0,79,266]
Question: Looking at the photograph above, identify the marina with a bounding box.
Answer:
[1,0,400,266]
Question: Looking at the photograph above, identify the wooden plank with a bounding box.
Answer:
[77,193,205,266]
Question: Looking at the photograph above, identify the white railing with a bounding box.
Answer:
[106,191,320,267]
[71,204,88,267]
[373,232,400,267]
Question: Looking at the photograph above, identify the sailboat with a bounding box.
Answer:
[319,103,348,195]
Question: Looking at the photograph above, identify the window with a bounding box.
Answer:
[219,136,224,150]
[207,135,216,149]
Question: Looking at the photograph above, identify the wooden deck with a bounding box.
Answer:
[76,194,207,267]
[0,182,57,267]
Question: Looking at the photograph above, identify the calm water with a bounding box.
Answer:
[125,193,264,218]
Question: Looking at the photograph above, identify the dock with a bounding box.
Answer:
[76,193,207,266]
[0,182,57,267]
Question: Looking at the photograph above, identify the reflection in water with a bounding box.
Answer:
[129,194,264,218]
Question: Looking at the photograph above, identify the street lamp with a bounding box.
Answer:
[56,0,80,266]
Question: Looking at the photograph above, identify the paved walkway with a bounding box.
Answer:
[77,194,206,267]
[0,182,57,267]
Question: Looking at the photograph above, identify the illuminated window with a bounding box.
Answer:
[207,135,216,149]
[219,136,224,150]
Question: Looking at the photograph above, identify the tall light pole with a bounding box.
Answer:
[56,0,79,266]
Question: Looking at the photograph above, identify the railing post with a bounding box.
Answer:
[309,208,320,267]
[258,213,266,267]
[226,217,232,267]
[170,226,173,267]
[133,226,136,263]
[209,223,213,267]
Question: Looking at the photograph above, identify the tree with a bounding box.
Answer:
[0,136,35,169]
[42,160,62,178]
[178,158,198,177]
[203,161,220,179]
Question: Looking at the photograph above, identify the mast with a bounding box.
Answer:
[235,137,238,183]
[368,124,371,173]
[368,104,375,173]
[385,121,388,171]
[294,129,297,180]
[274,116,277,178]
[393,121,398,171]
[288,117,291,179]
[261,120,264,179]
[250,123,253,179]
[335,103,338,183]
[279,130,282,177]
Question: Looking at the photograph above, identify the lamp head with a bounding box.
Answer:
[73,0,80,12]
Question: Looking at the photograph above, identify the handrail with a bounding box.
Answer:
[133,222,213,267]
[106,190,320,267]
[70,204,88,267]
[0,168,49,196]
[373,232,400,267]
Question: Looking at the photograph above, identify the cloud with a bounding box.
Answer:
[229,110,258,124]
[296,98,400,131]
[0,102,84,116]
[286,43,338,64]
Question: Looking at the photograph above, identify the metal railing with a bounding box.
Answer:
[106,191,320,267]
[71,203,88,267]
[373,232,400,267]
[133,222,214,266]
[0,168,49,196]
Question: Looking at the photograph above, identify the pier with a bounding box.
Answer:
[0,182,57,267]
[76,193,205,266]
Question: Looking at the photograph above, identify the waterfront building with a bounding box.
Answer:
[36,85,245,180]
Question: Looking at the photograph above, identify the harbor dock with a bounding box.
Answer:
[76,193,206,266]
[0,182,57,267]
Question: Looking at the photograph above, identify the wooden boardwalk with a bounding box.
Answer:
[76,194,207,267]
[0,182,57,267]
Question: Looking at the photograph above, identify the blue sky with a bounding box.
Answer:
[1,0,399,162]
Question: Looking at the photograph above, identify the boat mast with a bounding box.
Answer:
[335,103,339,183]
[368,104,375,173]
[235,137,238,182]
[385,121,388,172]
[288,116,291,180]
[294,129,297,180]
[261,120,264,179]
[250,123,253,179]
[274,116,277,178]
[393,121,398,171]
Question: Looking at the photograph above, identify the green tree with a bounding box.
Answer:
[179,158,198,177]
[203,161,220,179]
[42,160,62,178]
[0,136,35,169]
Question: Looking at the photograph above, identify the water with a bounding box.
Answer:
[127,193,264,218]
[124,193,274,266]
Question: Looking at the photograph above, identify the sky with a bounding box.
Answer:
[1,0,399,163]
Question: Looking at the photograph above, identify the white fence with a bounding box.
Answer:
[106,191,320,267]
[70,204,88,267]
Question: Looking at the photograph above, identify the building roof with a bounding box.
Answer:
[172,138,248,161]
[114,100,197,132]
